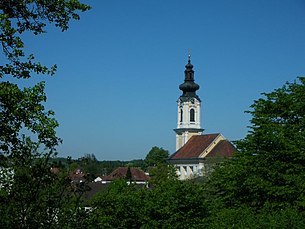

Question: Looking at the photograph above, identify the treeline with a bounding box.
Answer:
[51,155,146,177]
[51,145,170,180]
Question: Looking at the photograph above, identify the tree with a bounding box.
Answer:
[0,75,90,229]
[0,1,91,160]
[0,82,64,227]
[148,163,177,186]
[78,153,100,181]
[0,81,61,155]
[125,166,132,182]
[0,0,90,79]
[0,1,90,227]
[145,146,169,167]
[205,77,305,212]
[89,178,208,228]
[144,147,174,185]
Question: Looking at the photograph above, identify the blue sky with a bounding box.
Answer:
[13,0,305,160]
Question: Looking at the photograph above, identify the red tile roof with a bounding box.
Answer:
[206,140,235,158]
[69,168,86,182]
[102,167,150,181]
[170,134,220,159]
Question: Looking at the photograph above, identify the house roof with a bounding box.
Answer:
[206,140,236,158]
[69,168,86,182]
[169,134,236,160]
[85,182,110,199]
[102,167,150,181]
[170,134,220,159]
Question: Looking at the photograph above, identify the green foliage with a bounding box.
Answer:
[0,81,61,154]
[148,163,177,186]
[145,146,169,167]
[0,0,91,78]
[89,179,207,228]
[77,153,99,180]
[145,146,176,186]
[89,180,145,228]
[0,1,90,227]
[144,180,207,228]
[126,159,146,170]
[97,160,128,175]
[205,77,305,212]
[207,205,305,229]
[0,139,89,228]
[125,166,132,182]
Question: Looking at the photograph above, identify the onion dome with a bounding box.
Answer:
[179,55,200,99]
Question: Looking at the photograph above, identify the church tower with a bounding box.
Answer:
[174,55,204,150]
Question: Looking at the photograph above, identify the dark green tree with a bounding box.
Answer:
[0,1,90,227]
[125,166,132,182]
[0,0,90,79]
[148,163,177,186]
[145,146,169,167]
[78,153,100,181]
[205,77,305,217]
[0,82,61,154]
[89,178,207,228]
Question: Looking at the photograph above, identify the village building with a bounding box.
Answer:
[101,167,149,185]
[168,55,236,180]
[69,168,86,183]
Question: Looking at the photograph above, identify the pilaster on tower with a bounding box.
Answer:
[174,55,204,151]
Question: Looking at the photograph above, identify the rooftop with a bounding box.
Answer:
[169,134,235,160]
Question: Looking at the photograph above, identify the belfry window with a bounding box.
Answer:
[190,109,195,122]
[180,109,183,122]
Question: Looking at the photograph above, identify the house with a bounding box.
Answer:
[101,167,150,185]
[82,167,149,200]
[69,168,86,183]
[85,182,110,200]
[94,176,102,182]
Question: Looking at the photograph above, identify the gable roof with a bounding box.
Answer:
[170,134,220,159]
[102,167,150,181]
[206,139,236,158]
[169,133,236,160]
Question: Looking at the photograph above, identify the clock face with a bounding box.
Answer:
[191,98,195,104]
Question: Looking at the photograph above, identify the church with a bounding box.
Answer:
[168,55,236,180]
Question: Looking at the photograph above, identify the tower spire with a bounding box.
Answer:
[178,52,200,99]
[188,49,191,63]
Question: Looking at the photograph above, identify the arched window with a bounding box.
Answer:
[180,109,183,122]
[190,108,195,122]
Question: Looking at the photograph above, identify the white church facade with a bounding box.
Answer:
[168,56,235,180]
